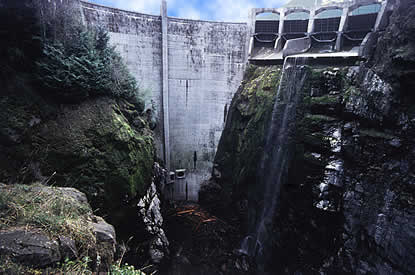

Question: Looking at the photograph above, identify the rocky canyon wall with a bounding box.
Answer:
[205,0,415,273]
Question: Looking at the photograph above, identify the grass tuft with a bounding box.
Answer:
[0,183,95,253]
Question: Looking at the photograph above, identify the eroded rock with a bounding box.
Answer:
[138,179,169,264]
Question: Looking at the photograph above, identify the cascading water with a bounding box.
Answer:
[239,57,310,271]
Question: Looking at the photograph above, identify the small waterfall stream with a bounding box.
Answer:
[240,57,310,271]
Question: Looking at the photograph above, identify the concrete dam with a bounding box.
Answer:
[79,0,388,201]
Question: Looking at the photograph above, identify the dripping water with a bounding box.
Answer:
[239,56,309,271]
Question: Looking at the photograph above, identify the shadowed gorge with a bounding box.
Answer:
[1,0,415,274]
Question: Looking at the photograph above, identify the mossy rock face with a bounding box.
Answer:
[212,65,282,213]
[0,94,155,229]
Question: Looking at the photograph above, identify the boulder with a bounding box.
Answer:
[0,228,61,268]
[0,184,118,272]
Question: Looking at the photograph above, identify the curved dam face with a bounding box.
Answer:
[80,1,249,200]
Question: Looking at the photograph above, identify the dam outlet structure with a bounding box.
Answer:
[75,0,390,201]
[81,0,248,200]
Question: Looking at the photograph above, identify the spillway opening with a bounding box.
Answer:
[254,12,280,49]
[282,10,310,49]
[343,3,381,50]
[311,8,342,53]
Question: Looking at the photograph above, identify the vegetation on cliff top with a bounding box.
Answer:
[36,27,142,105]
[1,0,144,108]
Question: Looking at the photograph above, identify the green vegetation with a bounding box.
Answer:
[56,257,92,275]
[310,94,339,106]
[305,114,338,122]
[359,129,397,139]
[111,263,146,275]
[1,1,144,107]
[57,258,146,275]
[0,0,155,223]
[342,85,360,104]
[215,65,282,196]
[0,184,95,252]
[36,27,142,105]
[0,1,156,273]
[0,256,42,275]
[0,254,148,275]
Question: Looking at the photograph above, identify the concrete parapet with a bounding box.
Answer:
[374,0,390,31]
[275,36,283,51]
[283,36,311,58]
[336,6,350,51]
[307,8,316,33]
[251,0,386,56]
[359,31,377,58]
[248,37,255,57]
[278,9,285,37]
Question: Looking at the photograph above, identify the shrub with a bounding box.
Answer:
[36,26,142,105]
[110,263,146,275]
[56,257,92,275]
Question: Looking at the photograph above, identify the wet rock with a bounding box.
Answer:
[137,182,169,264]
[198,179,227,214]
[344,68,393,123]
[388,138,401,148]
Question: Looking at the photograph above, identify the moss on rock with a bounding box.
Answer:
[212,65,282,212]
[0,94,155,232]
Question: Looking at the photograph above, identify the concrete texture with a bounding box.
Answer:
[81,1,248,201]
[73,0,386,201]
[336,6,350,51]
[283,36,312,58]
[161,0,170,171]
[167,18,248,200]
[250,0,385,59]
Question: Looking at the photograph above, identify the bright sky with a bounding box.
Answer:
[87,0,290,22]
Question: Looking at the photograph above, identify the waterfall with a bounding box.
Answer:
[239,57,309,271]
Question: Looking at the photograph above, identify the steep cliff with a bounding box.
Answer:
[207,1,415,273]
[200,66,282,219]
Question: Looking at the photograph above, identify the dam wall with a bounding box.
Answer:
[167,18,248,195]
[37,0,386,201]
[81,1,165,159]
[81,1,249,198]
